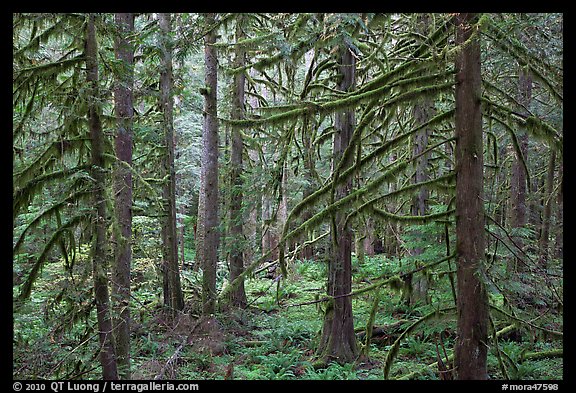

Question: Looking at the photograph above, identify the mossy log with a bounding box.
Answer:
[356,319,409,342]
[519,349,563,363]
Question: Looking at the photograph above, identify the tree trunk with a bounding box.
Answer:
[86,13,119,380]
[508,68,531,274]
[299,115,316,261]
[317,45,358,364]
[538,150,556,268]
[453,13,488,380]
[245,148,260,264]
[159,13,184,315]
[112,12,134,380]
[408,91,434,306]
[363,218,375,257]
[228,15,248,308]
[554,162,563,258]
[200,13,220,316]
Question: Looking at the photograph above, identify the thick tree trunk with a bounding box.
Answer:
[112,12,134,380]
[454,13,488,380]
[159,13,184,315]
[228,15,248,308]
[86,14,118,381]
[200,13,220,316]
[317,45,358,364]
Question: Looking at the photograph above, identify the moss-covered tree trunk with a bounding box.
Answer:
[228,15,248,308]
[299,119,316,261]
[112,12,134,380]
[159,13,184,315]
[317,44,358,365]
[454,12,488,380]
[86,13,119,381]
[200,12,220,316]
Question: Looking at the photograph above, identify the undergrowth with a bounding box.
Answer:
[13,252,563,380]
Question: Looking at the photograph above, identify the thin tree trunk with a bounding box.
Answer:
[408,85,434,305]
[508,68,531,273]
[86,13,118,381]
[317,44,358,364]
[408,14,435,304]
[538,150,556,268]
[159,13,184,315]
[454,13,488,380]
[554,163,563,258]
[363,217,375,257]
[300,116,316,261]
[112,12,134,380]
[228,15,248,308]
[200,12,220,316]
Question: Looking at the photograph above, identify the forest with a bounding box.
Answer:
[13,13,563,381]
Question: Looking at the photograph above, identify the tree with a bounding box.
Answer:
[86,13,119,380]
[227,14,248,308]
[406,14,435,306]
[317,40,358,365]
[453,12,489,380]
[538,149,555,268]
[508,67,531,274]
[159,12,185,315]
[112,12,134,380]
[199,13,220,316]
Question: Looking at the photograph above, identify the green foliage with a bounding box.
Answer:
[303,362,358,380]
[13,12,563,381]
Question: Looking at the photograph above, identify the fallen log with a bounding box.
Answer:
[356,319,409,341]
[520,348,563,363]
[154,340,186,380]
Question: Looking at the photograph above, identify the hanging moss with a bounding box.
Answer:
[284,109,455,243]
[482,97,562,152]
[225,76,454,129]
[345,172,455,228]
[484,18,562,104]
[371,207,455,224]
[13,163,92,221]
[13,189,92,254]
[17,212,91,301]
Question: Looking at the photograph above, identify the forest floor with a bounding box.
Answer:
[13,254,563,380]
[128,256,562,380]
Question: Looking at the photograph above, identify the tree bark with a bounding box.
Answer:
[554,162,563,258]
[538,150,556,268]
[299,115,316,261]
[408,93,434,306]
[159,13,184,315]
[200,13,220,316]
[317,44,358,364]
[112,12,134,380]
[228,15,248,308]
[86,13,119,380]
[453,13,488,380]
[508,68,531,273]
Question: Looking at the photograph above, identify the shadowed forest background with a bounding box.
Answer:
[13,12,563,380]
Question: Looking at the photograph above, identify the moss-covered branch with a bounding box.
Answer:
[17,212,91,301]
